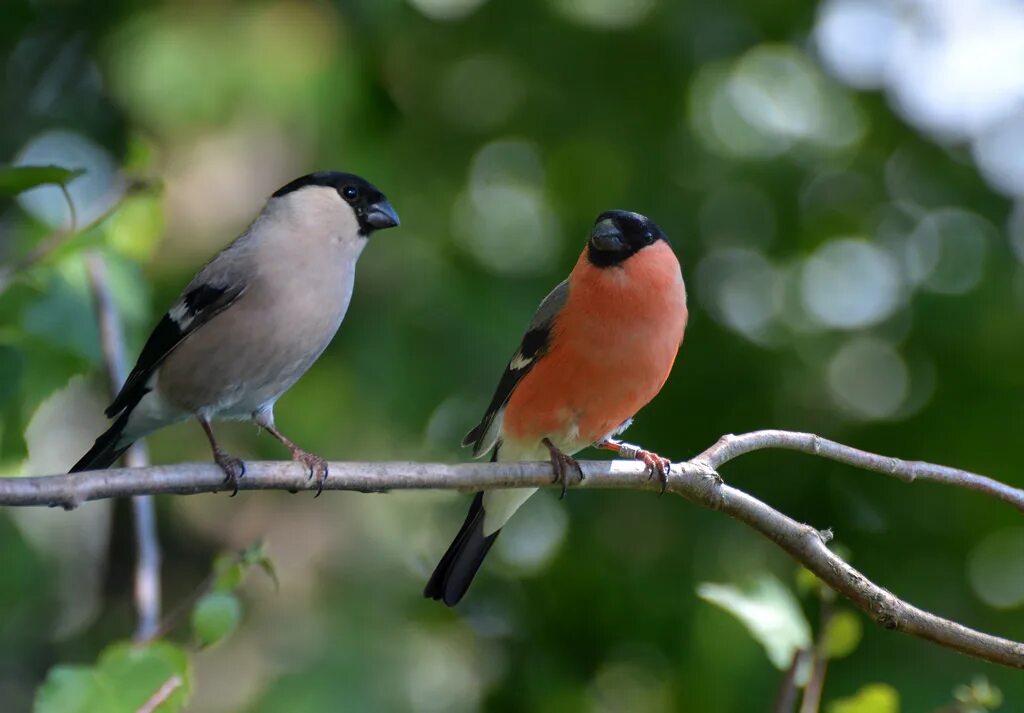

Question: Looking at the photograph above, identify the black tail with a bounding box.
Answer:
[424,492,499,606]
[69,410,133,473]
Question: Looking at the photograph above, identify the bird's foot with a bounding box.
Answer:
[637,450,672,494]
[543,438,583,499]
[214,450,246,497]
[291,448,329,497]
[614,442,671,494]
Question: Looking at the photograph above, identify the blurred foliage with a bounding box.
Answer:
[952,676,1004,713]
[35,641,191,713]
[697,573,812,670]
[0,165,83,198]
[828,684,899,713]
[2,0,1024,711]
[34,543,275,712]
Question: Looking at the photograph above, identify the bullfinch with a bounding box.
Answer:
[70,171,400,494]
[425,210,688,606]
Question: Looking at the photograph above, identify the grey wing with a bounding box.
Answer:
[462,279,569,457]
[105,249,250,417]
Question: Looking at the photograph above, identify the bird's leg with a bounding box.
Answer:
[197,416,246,497]
[254,414,329,496]
[542,438,582,500]
[266,426,330,496]
[597,438,672,494]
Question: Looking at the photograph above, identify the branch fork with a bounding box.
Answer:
[4,430,1022,669]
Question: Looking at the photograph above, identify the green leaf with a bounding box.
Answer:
[0,165,84,197]
[34,666,103,713]
[95,641,191,712]
[192,591,242,648]
[211,542,279,592]
[211,553,245,592]
[825,609,863,659]
[105,194,164,261]
[35,643,190,713]
[256,555,279,590]
[697,573,812,669]
[954,675,1003,710]
[828,683,900,713]
[241,541,280,590]
[21,260,102,362]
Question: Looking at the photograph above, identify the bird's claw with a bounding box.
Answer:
[292,449,329,497]
[552,452,583,500]
[544,439,583,499]
[636,449,672,494]
[214,451,246,497]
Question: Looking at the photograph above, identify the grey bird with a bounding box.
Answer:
[71,171,400,493]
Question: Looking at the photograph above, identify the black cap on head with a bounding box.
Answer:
[586,210,668,268]
[272,171,400,235]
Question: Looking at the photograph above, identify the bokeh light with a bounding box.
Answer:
[814,0,896,89]
[801,238,902,330]
[697,248,784,344]
[107,1,342,136]
[1008,202,1024,265]
[454,139,561,275]
[973,113,1024,196]
[407,0,489,22]
[826,336,909,420]
[968,528,1024,609]
[438,55,526,132]
[16,130,120,228]
[815,0,1024,199]
[689,45,864,160]
[494,491,568,574]
[548,0,658,30]
[904,208,992,295]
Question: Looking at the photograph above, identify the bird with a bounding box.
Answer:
[70,171,400,495]
[425,209,688,606]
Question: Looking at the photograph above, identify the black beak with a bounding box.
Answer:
[590,218,624,252]
[365,200,400,231]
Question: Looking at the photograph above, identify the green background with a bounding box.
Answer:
[1,0,1022,710]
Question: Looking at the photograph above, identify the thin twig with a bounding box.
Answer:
[14,432,1024,669]
[772,650,803,713]
[0,178,152,296]
[135,674,183,713]
[696,430,1024,513]
[58,184,77,234]
[799,599,833,713]
[84,253,162,641]
[139,545,260,646]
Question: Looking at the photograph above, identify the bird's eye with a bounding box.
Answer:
[342,185,358,200]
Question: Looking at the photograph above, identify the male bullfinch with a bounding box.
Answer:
[425,210,688,606]
[71,171,399,494]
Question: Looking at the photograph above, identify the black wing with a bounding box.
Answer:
[105,282,246,417]
[462,280,569,457]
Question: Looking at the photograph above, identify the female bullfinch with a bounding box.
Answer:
[70,171,399,494]
[425,209,688,606]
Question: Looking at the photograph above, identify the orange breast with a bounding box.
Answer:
[503,240,688,448]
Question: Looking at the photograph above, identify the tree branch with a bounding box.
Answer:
[84,252,162,642]
[697,430,1024,513]
[799,599,833,713]
[136,674,183,713]
[772,650,803,713]
[5,432,1024,669]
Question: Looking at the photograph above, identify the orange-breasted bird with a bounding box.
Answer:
[425,210,688,606]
